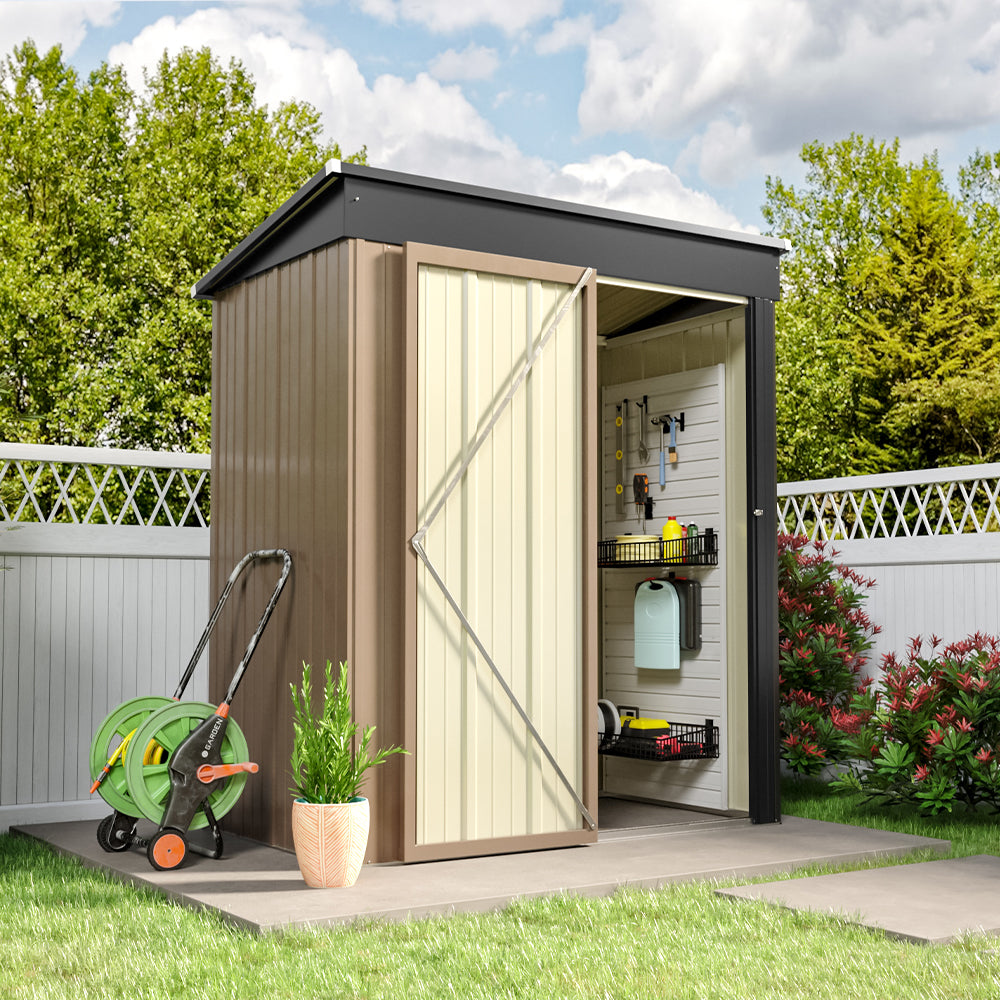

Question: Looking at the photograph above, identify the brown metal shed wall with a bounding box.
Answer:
[347,240,407,863]
[210,243,355,851]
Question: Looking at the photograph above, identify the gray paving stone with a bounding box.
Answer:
[13,815,949,933]
[718,854,1000,944]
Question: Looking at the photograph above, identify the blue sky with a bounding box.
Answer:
[4,1,1000,233]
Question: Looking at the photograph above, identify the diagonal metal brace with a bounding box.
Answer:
[410,267,595,831]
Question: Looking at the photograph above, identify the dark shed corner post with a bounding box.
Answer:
[745,296,780,823]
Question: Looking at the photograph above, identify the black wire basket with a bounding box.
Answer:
[598,532,718,568]
[600,719,719,762]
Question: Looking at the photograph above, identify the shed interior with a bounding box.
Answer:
[593,279,750,819]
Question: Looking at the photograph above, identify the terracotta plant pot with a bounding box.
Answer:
[291,796,370,888]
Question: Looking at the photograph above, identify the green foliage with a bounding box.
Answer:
[764,135,1000,479]
[849,163,1000,471]
[778,534,879,775]
[289,659,406,805]
[0,42,133,444]
[764,135,906,480]
[831,634,1000,815]
[959,148,1000,278]
[0,40,366,450]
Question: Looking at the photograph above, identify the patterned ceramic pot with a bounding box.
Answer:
[291,796,370,888]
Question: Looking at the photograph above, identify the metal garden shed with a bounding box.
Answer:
[194,161,785,863]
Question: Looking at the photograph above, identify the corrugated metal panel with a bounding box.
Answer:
[210,244,354,851]
[414,262,585,846]
[0,548,208,828]
[350,240,407,863]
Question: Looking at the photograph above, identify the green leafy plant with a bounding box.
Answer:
[778,534,880,775]
[831,633,1000,814]
[289,659,406,804]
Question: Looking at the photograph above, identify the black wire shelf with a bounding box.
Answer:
[598,532,718,567]
[599,718,719,762]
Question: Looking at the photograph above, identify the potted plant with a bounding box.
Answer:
[289,659,406,887]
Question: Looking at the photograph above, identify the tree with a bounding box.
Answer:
[0,41,365,450]
[764,137,1000,478]
[763,136,906,480]
[0,42,133,444]
[849,163,1000,471]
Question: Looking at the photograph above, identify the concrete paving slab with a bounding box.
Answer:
[718,855,1000,944]
[13,815,948,933]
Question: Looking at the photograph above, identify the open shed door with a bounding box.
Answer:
[402,243,597,861]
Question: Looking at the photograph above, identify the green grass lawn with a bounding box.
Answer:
[782,774,1000,859]
[2,785,999,1000]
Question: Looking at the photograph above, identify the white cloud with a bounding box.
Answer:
[429,44,500,82]
[352,0,562,35]
[535,14,594,55]
[577,0,1000,185]
[107,6,519,177]
[677,119,756,188]
[105,5,750,236]
[0,1,119,58]
[545,151,753,232]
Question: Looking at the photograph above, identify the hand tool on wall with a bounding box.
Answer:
[632,473,649,529]
[650,412,685,486]
[652,419,666,486]
[636,395,649,463]
[615,403,625,515]
[621,397,628,484]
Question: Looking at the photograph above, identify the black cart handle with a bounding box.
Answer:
[173,549,292,703]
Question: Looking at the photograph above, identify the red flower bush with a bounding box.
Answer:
[832,633,1000,814]
[778,534,880,775]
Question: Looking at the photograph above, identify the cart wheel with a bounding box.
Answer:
[89,696,174,817]
[123,701,250,829]
[96,812,136,853]
[148,828,187,871]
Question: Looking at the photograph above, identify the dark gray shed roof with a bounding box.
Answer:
[193,161,786,301]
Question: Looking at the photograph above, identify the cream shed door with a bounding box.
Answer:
[403,244,597,859]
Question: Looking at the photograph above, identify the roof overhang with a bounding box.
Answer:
[194,161,786,302]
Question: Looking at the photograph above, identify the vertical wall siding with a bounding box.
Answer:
[415,264,584,846]
[598,306,749,812]
[210,243,353,851]
[0,548,209,829]
[350,241,407,862]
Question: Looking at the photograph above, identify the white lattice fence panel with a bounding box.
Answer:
[778,464,1000,540]
[0,443,210,527]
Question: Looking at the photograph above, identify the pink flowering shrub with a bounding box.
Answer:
[831,633,1000,814]
[778,534,880,775]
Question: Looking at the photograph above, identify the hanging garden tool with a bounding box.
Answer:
[650,412,685,487]
[668,413,683,464]
[635,396,649,464]
[615,402,626,515]
[632,473,649,530]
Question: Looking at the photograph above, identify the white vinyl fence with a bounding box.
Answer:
[5,444,998,830]
[778,463,1000,670]
[0,443,210,830]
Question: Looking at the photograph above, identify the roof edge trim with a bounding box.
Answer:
[332,161,787,253]
[192,165,341,299]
